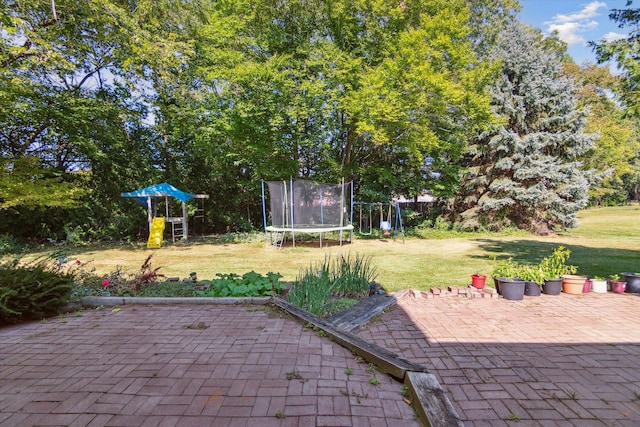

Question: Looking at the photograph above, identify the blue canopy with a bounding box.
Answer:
[121,182,195,205]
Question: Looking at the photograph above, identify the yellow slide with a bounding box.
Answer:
[147,217,166,249]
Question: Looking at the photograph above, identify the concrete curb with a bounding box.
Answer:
[80,296,271,306]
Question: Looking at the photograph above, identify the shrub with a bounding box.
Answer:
[0,234,23,256]
[0,257,75,325]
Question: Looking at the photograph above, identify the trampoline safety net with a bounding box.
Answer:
[265,180,352,229]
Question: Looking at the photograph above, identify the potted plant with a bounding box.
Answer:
[538,246,577,295]
[471,273,487,289]
[591,276,607,293]
[562,274,588,295]
[497,276,526,300]
[621,272,640,293]
[490,257,519,295]
[608,274,626,294]
[518,265,543,296]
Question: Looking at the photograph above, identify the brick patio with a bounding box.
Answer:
[0,304,419,426]
[357,291,640,427]
[1,291,639,426]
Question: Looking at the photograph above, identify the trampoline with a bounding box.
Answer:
[261,179,354,248]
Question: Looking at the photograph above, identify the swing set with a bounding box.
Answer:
[353,202,404,242]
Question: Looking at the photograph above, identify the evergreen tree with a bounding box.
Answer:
[456,23,596,234]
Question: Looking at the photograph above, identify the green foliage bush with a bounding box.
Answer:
[0,234,23,256]
[0,257,75,325]
[196,272,284,297]
[286,253,377,317]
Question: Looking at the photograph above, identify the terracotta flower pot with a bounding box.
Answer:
[562,275,587,295]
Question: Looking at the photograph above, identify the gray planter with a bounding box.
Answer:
[498,278,525,301]
[621,273,640,293]
[543,278,563,295]
[524,281,541,296]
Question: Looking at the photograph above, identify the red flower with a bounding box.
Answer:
[102,280,109,287]
[76,259,82,265]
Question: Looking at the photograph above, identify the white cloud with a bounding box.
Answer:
[602,31,627,42]
[544,1,608,46]
[552,1,607,23]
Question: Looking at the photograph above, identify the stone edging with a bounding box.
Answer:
[425,286,499,299]
[80,296,271,306]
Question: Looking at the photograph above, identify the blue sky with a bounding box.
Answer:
[518,0,630,65]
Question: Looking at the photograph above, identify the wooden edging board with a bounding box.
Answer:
[271,297,464,427]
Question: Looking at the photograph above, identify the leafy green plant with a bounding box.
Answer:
[491,246,578,283]
[0,256,75,325]
[517,264,545,284]
[490,256,519,279]
[196,271,284,297]
[401,385,410,398]
[538,246,577,279]
[506,413,520,422]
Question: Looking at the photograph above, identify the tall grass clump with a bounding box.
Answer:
[334,252,377,298]
[287,253,377,317]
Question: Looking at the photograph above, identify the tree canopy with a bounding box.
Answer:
[0,0,637,241]
[591,0,640,117]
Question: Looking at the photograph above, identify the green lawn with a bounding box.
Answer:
[22,204,640,293]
